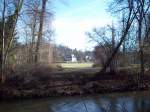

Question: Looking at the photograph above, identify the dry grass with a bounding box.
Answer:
[60,62,93,68]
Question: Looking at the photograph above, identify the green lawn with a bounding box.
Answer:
[60,62,93,68]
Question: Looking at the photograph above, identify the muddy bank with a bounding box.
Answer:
[0,71,150,100]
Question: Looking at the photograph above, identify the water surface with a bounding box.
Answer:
[0,91,150,112]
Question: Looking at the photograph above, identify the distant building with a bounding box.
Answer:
[85,55,92,62]
[71,54,77,62]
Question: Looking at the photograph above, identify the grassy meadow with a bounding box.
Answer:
[60,62,93,69]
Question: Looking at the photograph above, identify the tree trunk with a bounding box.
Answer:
[138,11,144,80]
[35,0,47,63]
[110,23,116,73]
[1,0,6,83]
[137,0,145,82]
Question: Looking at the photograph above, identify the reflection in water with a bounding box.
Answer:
[0,91,150,112]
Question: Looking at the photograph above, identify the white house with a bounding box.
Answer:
[71,54,77,62]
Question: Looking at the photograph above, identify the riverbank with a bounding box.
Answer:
[0,70,150,100]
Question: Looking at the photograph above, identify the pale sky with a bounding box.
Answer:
[51,0,113,51]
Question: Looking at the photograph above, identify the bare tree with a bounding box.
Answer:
[1,0,6,83]
[86,25,117,72]
[35,0,48,63]
[0,0,24,83]
[25,0,40,64]
[98,0,149,75]
[14,0,53,65]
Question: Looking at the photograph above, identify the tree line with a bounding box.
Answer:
[0,0,150,84]
[87,0,150,82]
[0,0,50,83]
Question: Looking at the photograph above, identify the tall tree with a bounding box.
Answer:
[35,0,47,63]
[1,0,6,84]
[99,0,149,75]
[134,0,148,76]
[25,0,40,64]
[0,0,24,83]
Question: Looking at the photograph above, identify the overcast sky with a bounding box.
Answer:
[51,0,113,51]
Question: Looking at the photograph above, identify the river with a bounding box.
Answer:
[0,91,150,112]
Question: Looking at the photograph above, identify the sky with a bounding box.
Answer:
[51,0,113,51]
